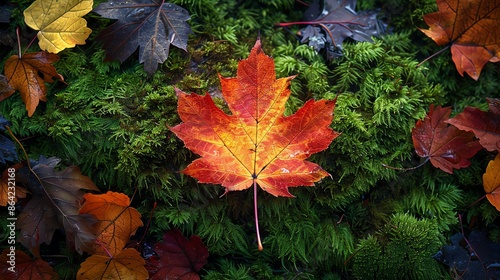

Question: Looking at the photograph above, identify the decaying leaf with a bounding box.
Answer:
[79,191,143,256]
[1,52,64,117]
[146,229,208,280]
[483,153,500,211]
[77,248,148,280]
[94,0,192,75]
[434,230,500,279]
[0,249,59,280]
[412,105,482,174]
[277,0,386,59]
[420,0,500,80]
[23,0,93,53]
[170,38,338,249]
[447,98,500,151]
[16,156,100,258]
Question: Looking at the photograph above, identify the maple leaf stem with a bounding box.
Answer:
[417,45,451,68]
[254,180,263,251]
[16,28,22,59]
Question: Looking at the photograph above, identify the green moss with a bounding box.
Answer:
[351,213,445,279]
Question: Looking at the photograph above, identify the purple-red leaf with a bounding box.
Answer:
[412,104,483,173]
[146,229,208,280]
[446,98,500,151]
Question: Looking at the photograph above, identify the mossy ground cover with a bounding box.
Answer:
[0,0,499,279]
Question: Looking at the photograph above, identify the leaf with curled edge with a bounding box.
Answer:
[23,0,93,53]
[447,98,500,151]
[94,0,192,76]
[1,52,64,117]
[412,104,483,174]
[420,0,500,80]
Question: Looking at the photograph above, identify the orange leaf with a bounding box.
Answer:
[483,153,500,211]
[2,52,64,116]
[420,0,500,80]
[77,248,148,280]
[79,191,143,256]
[0,165,27,207]
[170,39,339,197]
[0,249,59,280]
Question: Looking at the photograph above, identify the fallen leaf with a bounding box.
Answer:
[434,230,500,279]
[16,156,100,258]
[0,134,18,165]
[420,0,500,80]
[79,191,143,256]
[483,153,500,211]
[2,52,64,117]
[447,98,500,151]
[0,249,59,280]
[0,165,27,207]
[412,104,482,174]
[170,38,338,249]
[146,229,208,280]
[23,0,93,53]
[277,0,385,58]
[77,248,148,280]
[94,0,192,75]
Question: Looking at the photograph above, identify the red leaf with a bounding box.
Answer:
[419,0,500,80]
[0,249,59,280]
[170,38,339,197]
[412,104,483,173]
[146,229,208,280]
[446,98,500,151]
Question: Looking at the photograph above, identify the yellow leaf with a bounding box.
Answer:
[24,0,93,53]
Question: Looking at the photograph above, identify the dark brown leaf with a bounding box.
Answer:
[16,156,100,258]
[94,0,192,75]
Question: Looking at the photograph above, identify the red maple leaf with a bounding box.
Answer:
[170,38,339,249]
[0,249,59,280]
[419,0,500,80]
[447,98,500,152]
[146,229,209,280]
[412,104,483,173]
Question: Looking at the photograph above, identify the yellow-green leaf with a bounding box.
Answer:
[24,0,93,53]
